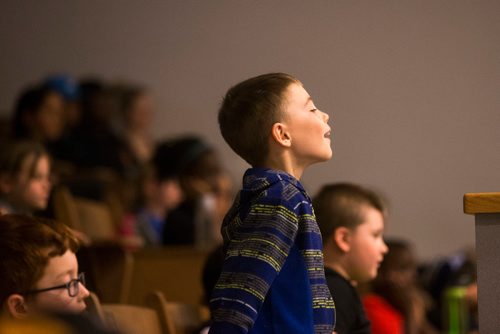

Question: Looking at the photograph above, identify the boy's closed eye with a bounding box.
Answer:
[309,103,318,112]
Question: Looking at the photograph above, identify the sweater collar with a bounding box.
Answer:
[242,167,305,194]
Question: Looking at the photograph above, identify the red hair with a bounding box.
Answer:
[0,214,79,305]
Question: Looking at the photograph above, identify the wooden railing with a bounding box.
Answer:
[463,192,500,333]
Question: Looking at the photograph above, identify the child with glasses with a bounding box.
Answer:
[0,214,90,318]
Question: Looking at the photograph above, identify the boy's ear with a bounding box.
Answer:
[5,294,29,319]
[270,123,292,147]
[333,227,352,253]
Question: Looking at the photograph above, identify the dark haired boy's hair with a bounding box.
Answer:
[218,72,300,166]
[153,136,222,200]
[153,136,217,181]
[313,183,386,240]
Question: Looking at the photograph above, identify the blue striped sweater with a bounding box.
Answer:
[209,168,335,333]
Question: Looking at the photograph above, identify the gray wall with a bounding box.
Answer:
[1,1,499,260]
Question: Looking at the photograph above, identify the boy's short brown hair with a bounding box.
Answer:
[313,183,386,241]
[0,214,79,305]
[218,73,300,166]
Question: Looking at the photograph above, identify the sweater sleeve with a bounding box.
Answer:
[208,194,299,333]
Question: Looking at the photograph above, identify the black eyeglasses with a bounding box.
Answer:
[24,272,86,298]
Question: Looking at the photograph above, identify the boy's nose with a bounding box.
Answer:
[381,240,389,254]
[79,282,90,299]
[321,110,329,123]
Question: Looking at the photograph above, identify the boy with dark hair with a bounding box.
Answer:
[209,73,335,333]
[313,183,389,334]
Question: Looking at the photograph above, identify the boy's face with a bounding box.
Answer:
[12,155,52,211]
[282,83,332,166]
[143,176,184,211]
[346,206,388,283]
[27,250,89,314]
[158,179,184,210]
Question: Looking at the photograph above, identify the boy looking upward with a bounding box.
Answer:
[209,73,335,333]
[313,183,388,334]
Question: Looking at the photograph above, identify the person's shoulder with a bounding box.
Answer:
[326,268,359,301]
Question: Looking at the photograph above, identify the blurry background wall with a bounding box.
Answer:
[1,0,499,260]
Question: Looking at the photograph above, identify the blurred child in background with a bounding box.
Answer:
[314,182,388,334]
[112,83,155,168]
[119,139,185,247]
[362,239,438,334]
[0,141,52,215]
[162,136,225,249]
[11,84,66,147]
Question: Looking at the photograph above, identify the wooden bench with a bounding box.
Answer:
[127,247,209,305]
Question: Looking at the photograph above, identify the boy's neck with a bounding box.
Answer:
[262,149,307,180]
[262,162,304,180]
[324,252,352,282]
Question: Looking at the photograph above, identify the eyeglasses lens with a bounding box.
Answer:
[69,273,85,297]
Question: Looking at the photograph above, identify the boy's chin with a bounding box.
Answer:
[304,150,333,168]
[319,151,333,162]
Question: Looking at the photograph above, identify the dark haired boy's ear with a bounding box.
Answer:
[6,294,29,319]
[271,123,291,147]
[334,227,352,253]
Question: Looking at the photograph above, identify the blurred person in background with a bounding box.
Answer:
[0,141,52,216]
[67,79,131,176]
[111,82,155,168]
[419,246,478,333]
[162,136,228,249]
[11,83,66,149]
[362,239,438,334]
[119,138,185,247]
[42,74,82,175]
